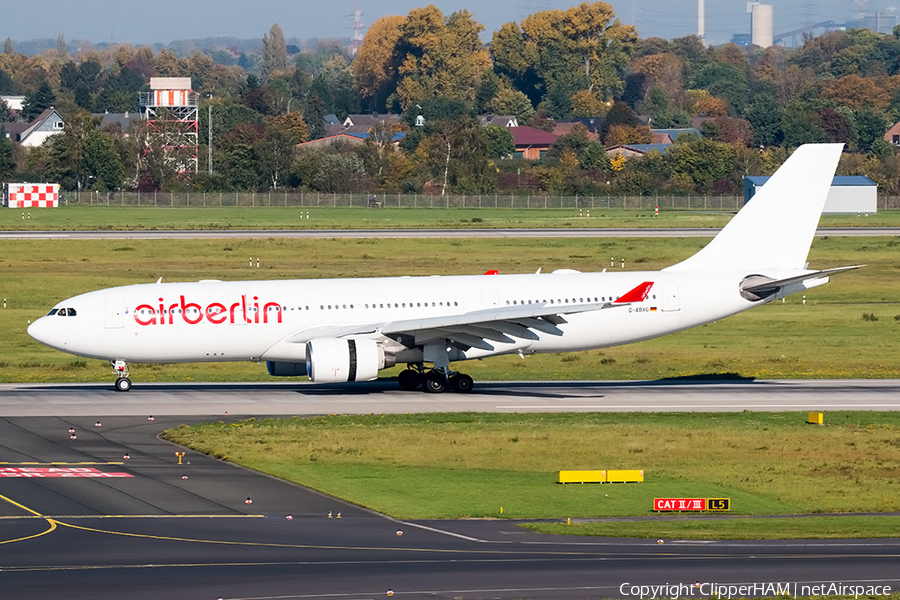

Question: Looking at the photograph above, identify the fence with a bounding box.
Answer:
[66,191,900,211]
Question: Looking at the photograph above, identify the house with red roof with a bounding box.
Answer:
[509,126,558,160]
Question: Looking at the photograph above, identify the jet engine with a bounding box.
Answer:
[305,338,388,383]
[266,361,308,377]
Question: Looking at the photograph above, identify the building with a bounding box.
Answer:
[509,126,558,160]
[326,113,402,137]
[295,131,406,151]
[606,143,673,158]
[139,77,199,175]
[0,95,25,114]
[4,107,64,146]
[95,111,141,135]
[884,120,900,146]
[478,115,518,128]
[744,175,877,214]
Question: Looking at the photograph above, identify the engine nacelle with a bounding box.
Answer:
[306,338,385,383]
[266,361,308,377]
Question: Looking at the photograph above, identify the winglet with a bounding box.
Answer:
[615,282,654,303]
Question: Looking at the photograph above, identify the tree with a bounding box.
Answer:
[56,33,67,59]
[3,38,13,55]
[854,107,890,153]
[600,101,638,140]
[271,111,309,143]
[352,15,405,111]
[0,125,16,179]
[492,3,637,115]
[312,153,367,193]
[821,74,889,110]
[570,90,605,117]
[0,98,14,123]
[81,130,125,190]
[744,94,783,147]
[605,124,652,146]
[666,138,737,192]
[419,117,491,194]
[21,81,56,122]
[261,24,288,80]
[255,128,294,188]
[487,86,535,122]
[392,7,491,110]
[690,62,748,113]
[780,103,826,147]
[482,125,515,158]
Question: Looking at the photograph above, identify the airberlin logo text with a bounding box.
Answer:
[132,295,283,326]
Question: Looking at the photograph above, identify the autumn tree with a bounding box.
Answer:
[352,16,405,111]
[487,85,535,122]
[392,6,491,110]
[261,24,288,81]
[271,111,309,143]
[821,74,889,110]
[492,2,636,115]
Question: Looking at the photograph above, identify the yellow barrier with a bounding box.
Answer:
[558,470,606,484]
[606,469,644,483]
[808,412,824,425]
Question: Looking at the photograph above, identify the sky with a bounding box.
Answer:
[1,0,896,47]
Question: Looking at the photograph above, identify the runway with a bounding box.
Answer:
[2,226,899,239]
[2,378,900,416]
[1,413,899,600]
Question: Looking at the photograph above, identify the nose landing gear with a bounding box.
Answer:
[111,360,132,392]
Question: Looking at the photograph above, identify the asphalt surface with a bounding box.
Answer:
[2,379,900,416]
[1,384,900,599]
[1,226,899,239]
[1,415,899,600]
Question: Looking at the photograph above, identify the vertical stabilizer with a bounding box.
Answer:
[664,144,843,272]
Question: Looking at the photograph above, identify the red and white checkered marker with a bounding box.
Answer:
[3,183,59,208]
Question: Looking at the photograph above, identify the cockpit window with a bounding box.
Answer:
[54,307,76,317]
[66,308,76,316]
[57,309,67,317]
[48,309,59,316]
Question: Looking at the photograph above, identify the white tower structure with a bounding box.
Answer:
[698,0,705,40]
[750,3,774,47]
[139,77,199,176]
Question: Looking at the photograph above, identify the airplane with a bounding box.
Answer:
[28,143,859,393]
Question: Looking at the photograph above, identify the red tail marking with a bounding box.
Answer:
[615,282,654,303]
[484,270,499,275]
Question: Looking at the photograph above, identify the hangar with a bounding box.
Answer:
[744,175,877,214]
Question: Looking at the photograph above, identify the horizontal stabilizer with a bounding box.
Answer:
[741,265,862,300]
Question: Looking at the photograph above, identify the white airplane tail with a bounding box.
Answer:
[665,144,844,272]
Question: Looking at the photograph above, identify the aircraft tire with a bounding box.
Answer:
[450,374,474,393]
[423,374,446,393]
[397,369,422,390]
[115,377,132,392]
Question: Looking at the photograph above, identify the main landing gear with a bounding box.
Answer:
[397,364,474,394]
[111,360,132,392]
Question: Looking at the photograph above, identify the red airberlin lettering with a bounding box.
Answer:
[132,295,283,326]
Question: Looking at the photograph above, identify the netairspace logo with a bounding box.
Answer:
[618,582,893,599]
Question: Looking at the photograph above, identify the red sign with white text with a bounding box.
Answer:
[654,498,706,511]
[0,467,132,478]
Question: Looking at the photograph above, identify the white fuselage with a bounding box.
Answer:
[27,268,797,366]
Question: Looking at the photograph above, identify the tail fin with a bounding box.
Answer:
[665,144,843,272]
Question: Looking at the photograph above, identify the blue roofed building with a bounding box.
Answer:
[744,175,877,214]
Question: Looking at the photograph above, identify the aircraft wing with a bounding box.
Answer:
[278,281,653,353]
[380,281,654,352]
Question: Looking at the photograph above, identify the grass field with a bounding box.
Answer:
[162,411,900,537]
[1,205,898,231]
[2,235,898,383]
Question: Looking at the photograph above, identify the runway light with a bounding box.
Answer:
[657,539,664,544]
[337,512,341,518]
[147,416,154,421]
[386,590,394,597]
[70,434,77,440]
[286,514,293,520]
[328,511,332,518]
[182,475,188,480]
[68,427,75,434]
[396,530,403,536]
[94,421,101,427]
[123,454,130,459]
[245,497,253,505]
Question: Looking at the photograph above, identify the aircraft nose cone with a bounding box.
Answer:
[28,317,64,350]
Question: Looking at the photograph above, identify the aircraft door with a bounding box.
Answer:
[481,288,499,309]
[660,281,680,312]
[105,298,124,329]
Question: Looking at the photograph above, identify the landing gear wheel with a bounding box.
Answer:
[423,374,446,393]
[398,369,422,391]
[450,374,474,393]
[115,377,132,392]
